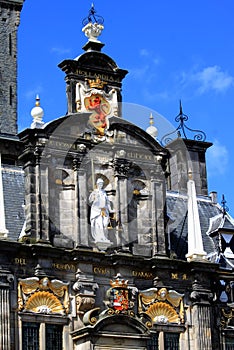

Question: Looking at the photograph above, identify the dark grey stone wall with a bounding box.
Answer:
[2,164,25,240]
[0,1,24,135]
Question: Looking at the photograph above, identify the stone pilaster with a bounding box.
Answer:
[193,305,212,350]
[0,267,14,350]
[34,146,50,243]
[190,270,215,350]
[23,157,37,239]
[77,161,89,247]
[21,140,50,244]
[0,154,8,236]
[113,157,132,250]
[73,145,87,247]
[150,157,167,256]
[40,163,50,242]
[73,157,81,246]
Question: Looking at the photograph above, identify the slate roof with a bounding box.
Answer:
[2,165,25,240]
[206,213,234,235]
[166,191,221,260]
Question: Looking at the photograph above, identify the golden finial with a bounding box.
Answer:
[35,94,40,107]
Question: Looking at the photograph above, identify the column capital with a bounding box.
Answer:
[113,158,132,178]
[0,268,14,288]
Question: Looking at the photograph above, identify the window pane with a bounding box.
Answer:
[164,333,180,350]
[46,324,63,350]
[22,322,39,350]
[225,337,234,350]
[147,333,159,350]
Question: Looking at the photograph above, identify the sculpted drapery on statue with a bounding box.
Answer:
[89,178,111,243]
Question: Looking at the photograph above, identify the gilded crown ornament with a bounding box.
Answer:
[88,78,107,89]
[110,277,129,289]
[110,273,128,288]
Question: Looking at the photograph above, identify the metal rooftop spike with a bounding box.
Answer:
[161,100,206,145]
[82,3,104,26]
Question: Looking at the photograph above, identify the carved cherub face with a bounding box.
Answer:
[41,277,49,289]
[159,288,167,299]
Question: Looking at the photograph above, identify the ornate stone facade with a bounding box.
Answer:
[0,3,234,350]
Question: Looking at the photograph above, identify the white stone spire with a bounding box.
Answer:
[186,171,207,262]
[0,154,8,237]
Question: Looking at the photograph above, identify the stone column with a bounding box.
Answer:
[0,268,14,350]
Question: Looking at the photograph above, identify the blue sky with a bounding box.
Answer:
[18,0,234,214]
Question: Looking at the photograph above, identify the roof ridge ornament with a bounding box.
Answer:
[221,194,229,217]
[30,95,44,129]
[82,4,104,43]
[82,3,104,26]
[161,100,206,145]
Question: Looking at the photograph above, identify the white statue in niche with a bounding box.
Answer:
[89,178,111,243]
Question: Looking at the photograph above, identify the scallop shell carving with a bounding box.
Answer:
[146,302,179,324]
[25,291,64,315]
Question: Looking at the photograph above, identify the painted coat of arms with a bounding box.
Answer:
[84,93,111,136]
